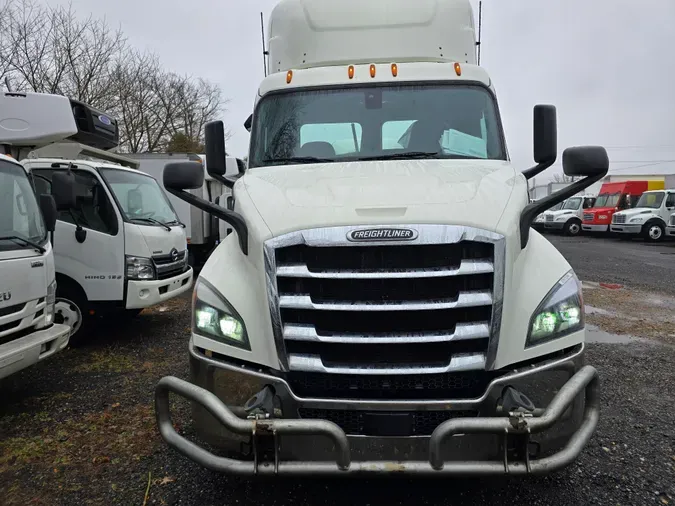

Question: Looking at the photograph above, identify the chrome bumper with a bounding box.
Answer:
[610,224,641,234]
[155,343,599,476]
[665,226,675,236]
[582,224,609,232]
[544,221,566,230]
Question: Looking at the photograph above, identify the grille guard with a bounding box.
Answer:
[154,365,599,476]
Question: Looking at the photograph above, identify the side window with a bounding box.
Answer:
[299,123,362,156]
[666,193,675,208]
[31,168,118,235]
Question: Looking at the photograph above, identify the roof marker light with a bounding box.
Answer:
[348,65,355,79]
[370,64,376,78]
[454,62,462,76]
[286,70,293,84]
[391,63,398,77]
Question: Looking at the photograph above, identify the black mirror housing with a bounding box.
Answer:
[164,161,204,191]
[562,146,609,177]
[39,194,58,233]
[205,121,228,178]
[533,104,557,164]
[51,171,77,211]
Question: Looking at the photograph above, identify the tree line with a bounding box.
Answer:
[0,0,228,153]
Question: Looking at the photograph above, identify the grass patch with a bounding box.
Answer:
[72,351,136,374]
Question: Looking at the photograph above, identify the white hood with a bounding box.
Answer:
[240,160,518,236]
[548,209,577,218]
[614,208,656,219]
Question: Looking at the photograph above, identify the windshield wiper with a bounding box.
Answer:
[0,235,46,254]
[167,219,186,229]
[359,152,482,161]
[130,217,171,231]
[262,156,335,165]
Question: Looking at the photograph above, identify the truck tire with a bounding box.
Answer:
[643,221,665,242]
[564,219,582,236]
[54,284,90,346]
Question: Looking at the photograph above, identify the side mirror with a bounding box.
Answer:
[205,121,227,178]
[163,161,204,191]
[39,194,58,233]
[562,146,609,177]
[51,171,76,211]
[522,105,557,180]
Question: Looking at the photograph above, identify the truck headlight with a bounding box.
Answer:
[126,256,156,280]
[44,280,57,326]
[527,270,584,347]
[629,216,647,223]
[555,215,568,221]
[192,278,250,350]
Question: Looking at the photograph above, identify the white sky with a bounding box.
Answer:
[48,0,675,179]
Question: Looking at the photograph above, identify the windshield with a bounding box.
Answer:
[546,202,564,212]
[562,197,582,210]
[0,159,47,251]
[249,84,506,167]
[99,168,179,225]
[593,193,620,208]
[635,192,664,209]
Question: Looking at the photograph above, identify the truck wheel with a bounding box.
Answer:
[564,220,582,236]
[54,284,89,345]
[643,222,665,242]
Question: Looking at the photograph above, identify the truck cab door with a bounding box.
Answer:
[664,192,675,220]
[30,167,125,303]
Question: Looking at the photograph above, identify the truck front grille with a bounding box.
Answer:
[545,214,554,222]
[265,225,504,398]
[583,213,594,222]
[613,215,626,224]
[152,250,188,280]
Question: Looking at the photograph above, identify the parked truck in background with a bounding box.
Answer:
[581,180,664,233]
[610,188,675,242]
[667,211,675,238]
[532,200,564,230]
[3,92,194,342]
[0,92,72,379]
[544,195,596,236]
[154,0,608,476]
[126,153,242,268]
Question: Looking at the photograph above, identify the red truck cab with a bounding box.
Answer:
[582,181,654,233]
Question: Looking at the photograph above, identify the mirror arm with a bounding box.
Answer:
[520,170,607,248]
[522,158,556,180]
[166,187,249,255]
[210,172,243,190]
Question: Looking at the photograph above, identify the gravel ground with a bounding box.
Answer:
[1,238,675,505]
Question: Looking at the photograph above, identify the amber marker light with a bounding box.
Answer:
[348,65,355,79]
[454,62,462,76]
[286,70,293,84]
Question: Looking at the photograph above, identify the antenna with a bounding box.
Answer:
[260,12,268,77]
[476,1,483,65]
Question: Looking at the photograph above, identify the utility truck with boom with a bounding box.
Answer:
[2,92,193,342]
[0,92,72,379]
[154,0,608,476]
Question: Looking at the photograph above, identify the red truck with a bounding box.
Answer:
[581,180,665,233]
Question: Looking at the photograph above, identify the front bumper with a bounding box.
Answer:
[581,224,609,232]
[544,221,566,230]
[610,224,642,234]
[155,342,599,476]
[667,226,675,237]
[0,323,71,380]
[126,267,193,309]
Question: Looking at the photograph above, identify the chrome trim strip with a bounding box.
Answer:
[287,352,486,375]
[283,322,490,344]
[189,339,584,411]
[279,291,493,311]
[276,260,494,279]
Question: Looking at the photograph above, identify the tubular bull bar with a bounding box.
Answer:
[154,365,599,476]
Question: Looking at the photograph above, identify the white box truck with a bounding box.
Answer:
[611,187,675,242]
[2,93,194,342]
[154,0,607,476]
[0,92,73,379]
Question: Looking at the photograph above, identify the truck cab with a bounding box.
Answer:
[0,92,73,379]
[532,200,564,230]
[6,93,193,341]
[544,195,596,236]
[582,180,663,233]
[610,189,675,242]
[667,212,675,238]
[154,0,608,477]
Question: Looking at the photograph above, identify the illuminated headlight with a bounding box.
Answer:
[44,280,57,326]
[192,278,249,350]
[527,270,584,347]
[125,255,155,280]
[629,216,647,223]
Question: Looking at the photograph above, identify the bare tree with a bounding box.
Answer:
[552,173,578,184]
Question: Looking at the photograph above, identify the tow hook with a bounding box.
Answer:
[244,385,281,474]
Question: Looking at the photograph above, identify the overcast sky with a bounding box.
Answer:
[50,0,675,180]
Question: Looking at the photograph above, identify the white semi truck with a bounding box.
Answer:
[0,92,72,379]
[154,0,607,476]
[2,92,194,342]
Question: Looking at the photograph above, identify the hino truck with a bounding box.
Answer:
[610,189,675,242]
[0,92,72,379]
[154,0,607,476]
[2,92,194,342]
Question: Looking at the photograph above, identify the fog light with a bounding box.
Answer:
[139,289,149,298]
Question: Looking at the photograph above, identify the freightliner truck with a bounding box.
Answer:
[154,0,608,476]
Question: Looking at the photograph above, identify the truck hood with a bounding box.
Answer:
[614,208,655,218]
[549,210,577,217]
[585,207,615,214]
[124,223,188,258]
[241,160,518,236]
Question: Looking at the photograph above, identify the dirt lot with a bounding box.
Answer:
[1,249,675,504]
